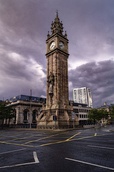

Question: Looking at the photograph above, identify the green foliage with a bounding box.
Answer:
[110,105,114,119]
[0,102,15,126]
[88,108,108,122]
[0,102,6,120]
[88,109,98,120]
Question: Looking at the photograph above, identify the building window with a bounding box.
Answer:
[23,109,28,123]
[32,110,37,123]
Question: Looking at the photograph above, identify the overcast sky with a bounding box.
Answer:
[0,0,114,107]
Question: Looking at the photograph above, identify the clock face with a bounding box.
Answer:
[59,41,64,49]
[50,41,56,50]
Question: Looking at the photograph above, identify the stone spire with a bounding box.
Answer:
[50,10,64,35]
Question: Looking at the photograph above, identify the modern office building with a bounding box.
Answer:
[72,102,92,126]
[73,87,93,107]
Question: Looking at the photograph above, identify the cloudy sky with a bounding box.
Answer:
[0,0,114,107]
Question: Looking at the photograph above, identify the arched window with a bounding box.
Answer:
[23,109,28,123]
[13,109,16,124]
[32,110,37,123]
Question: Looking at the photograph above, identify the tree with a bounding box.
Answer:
[88,109,98,121]
[109,104,114,122]
[0,102,15,128]
[0,103,6,127]
[88,108,109,124]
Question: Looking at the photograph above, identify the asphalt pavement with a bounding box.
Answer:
[0,125,114,172]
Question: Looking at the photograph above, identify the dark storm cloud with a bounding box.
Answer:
[69,60,114,107]
[0,0,49,66]
[0,55,31,80]
[0,0,114,107]
[0,0,47,99]
[0,0,48,36]
[63,0,114,63]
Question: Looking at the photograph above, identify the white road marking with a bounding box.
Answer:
[88,145,114,150]
[0,148,26,155]
[0,162,38,169]
[33,151,39,163]
[0,151,39,169]
[65,157,114,171]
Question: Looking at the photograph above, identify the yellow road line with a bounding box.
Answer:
[0,132,103,148]
[0,141,36,148]
[41,133,108,147]
[12,136,34,141]
[24,131,68,145]
[24,133,60,144]
[40,139,68,147]
[66,132,81,141]
[0,131,69,148]
[40,132,81,147]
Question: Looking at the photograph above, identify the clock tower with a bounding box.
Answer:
[37,12,72,128]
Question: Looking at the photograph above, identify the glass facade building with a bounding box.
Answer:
[73,87,93,107]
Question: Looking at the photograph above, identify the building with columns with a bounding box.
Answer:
[7,95,46,127]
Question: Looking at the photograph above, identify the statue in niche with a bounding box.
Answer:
[47,72,54,94]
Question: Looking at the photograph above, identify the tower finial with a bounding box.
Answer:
[56,10,58,17]
[50,10,64,35]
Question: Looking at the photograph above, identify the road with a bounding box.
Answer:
[0,125,114,172]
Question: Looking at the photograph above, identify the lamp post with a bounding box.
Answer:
[71,111,75,128]
[30,89,32,128]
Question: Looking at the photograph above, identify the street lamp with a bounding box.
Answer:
[30,89,32,128]
[71,111,75,128]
